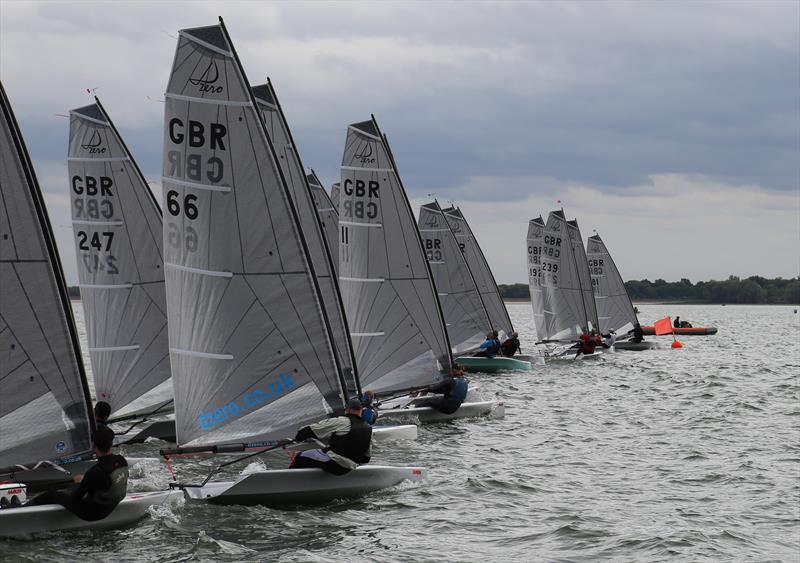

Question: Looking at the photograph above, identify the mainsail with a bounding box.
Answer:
[526,216,548,341]
[330,182,340,209]
[68,99,172,418]
[586,233,638,333]
[566,219,599,331]
[442,207,514,337]
[307,170,339,271]
[162,21,346,447]
[253,80,359,399]
[537,210,591,341]
[418,201,490,352]
[339,117,451,393]
[0,82,93,470]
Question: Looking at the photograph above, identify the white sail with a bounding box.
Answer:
[252,81,358,399]
[566,219,599,332]
[419,201,490,352]
[162,22,346,447]
[0,82,93,470]
[442,207,514,337]
[586,233,637,333]
[68,100,172,418]
[526,216,548,341]
[339,118,451,393]
[538,210,589,341]
[330,182,340,210]
[307,170,339,272]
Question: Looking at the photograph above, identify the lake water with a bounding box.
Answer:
[4,303,799,562]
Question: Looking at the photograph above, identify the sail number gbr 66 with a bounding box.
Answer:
[163,117,229,256]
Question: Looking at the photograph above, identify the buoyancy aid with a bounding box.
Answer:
[328,415,372,464]
[446,377,469,403]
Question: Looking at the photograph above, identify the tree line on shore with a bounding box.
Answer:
[67,276,800,304]
[497,276,800,304]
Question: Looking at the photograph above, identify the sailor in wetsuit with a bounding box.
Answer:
[24,426,128,521]
[474,331,501,358]
[630,323,644,343]
[360,391,379,425]
[94,401,111,428]
[501,332,521,357]
[575,332,598,357]
[412,368,469,414]
[289,398,372,475]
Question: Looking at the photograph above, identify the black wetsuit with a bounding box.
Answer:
[414,377,469,414]
[501,337,520,357]
[26,454,128,521]
[631,325,644,343]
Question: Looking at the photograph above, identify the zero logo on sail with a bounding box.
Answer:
[188,60,224,94]
[80,130,106,154]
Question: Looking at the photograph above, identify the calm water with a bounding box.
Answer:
[4,303,799,562]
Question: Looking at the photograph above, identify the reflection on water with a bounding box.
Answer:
[4,302,799,561]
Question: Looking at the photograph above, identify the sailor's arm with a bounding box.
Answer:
[294,416,350,442]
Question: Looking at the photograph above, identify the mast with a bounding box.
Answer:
[563,211,590,333]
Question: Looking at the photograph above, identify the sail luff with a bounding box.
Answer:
[1,82,94,470]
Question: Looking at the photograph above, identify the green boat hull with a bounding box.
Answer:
[453,356,533,373]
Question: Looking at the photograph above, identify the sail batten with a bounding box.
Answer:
[162,21,345,448]
[1,82,93,471]
[339,118,452,393]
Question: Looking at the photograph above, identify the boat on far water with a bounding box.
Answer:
[641,326,718,336]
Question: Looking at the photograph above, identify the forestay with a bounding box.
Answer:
[253,81,359,399]
[68,100,172,418]
[307,170,339,271]
[538,210,590,341]
[566,219,599,332]
[162,22,345,448]
[442,207,514,337]
[419,201,490,352]
[526,216,548,341]
[0,82,93,470]
[586,234,638,333]
[339,117,451,393]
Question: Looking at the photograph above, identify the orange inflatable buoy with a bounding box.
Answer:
[671,340,683,349]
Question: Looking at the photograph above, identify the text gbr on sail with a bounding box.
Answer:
[341,178,379,219]
[166,118,227,183]
[72,175,114,220]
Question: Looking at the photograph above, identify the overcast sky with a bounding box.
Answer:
[2,0,798,285]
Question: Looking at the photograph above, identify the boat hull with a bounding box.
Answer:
[453,356,533,373]
[0,490,177,538]
[181,465,426,506]
[379,400,503,422]
[372,424,418,441]
[641,326,717,335]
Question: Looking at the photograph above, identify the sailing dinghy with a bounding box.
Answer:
[0,82,175,536]
[586,234,657,350]
[338,121,499,420]
[68,99,176,443]
[527,210,602,360]
[420,201,531,372]
[159,20,423,506]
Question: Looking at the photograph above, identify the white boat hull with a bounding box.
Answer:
[372,424,418,441]
[181,465,426,506]
[379,400,503,422]
[0,490,177,538]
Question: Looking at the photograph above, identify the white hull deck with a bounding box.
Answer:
[0,490,177,538]
[180,465,426,506]
[379,400,504,423]
[372,424,418,441]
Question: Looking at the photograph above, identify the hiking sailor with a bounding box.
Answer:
[289,398,372,475]
[575,331,598,357]
[23,426,128,521]
[94,401,111,428]
[412,367,469,414]
[601,332,616,348]
[474,331,501,358]
[360,391,379,425]
[500,332,521,357]
[630,323,644,343]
